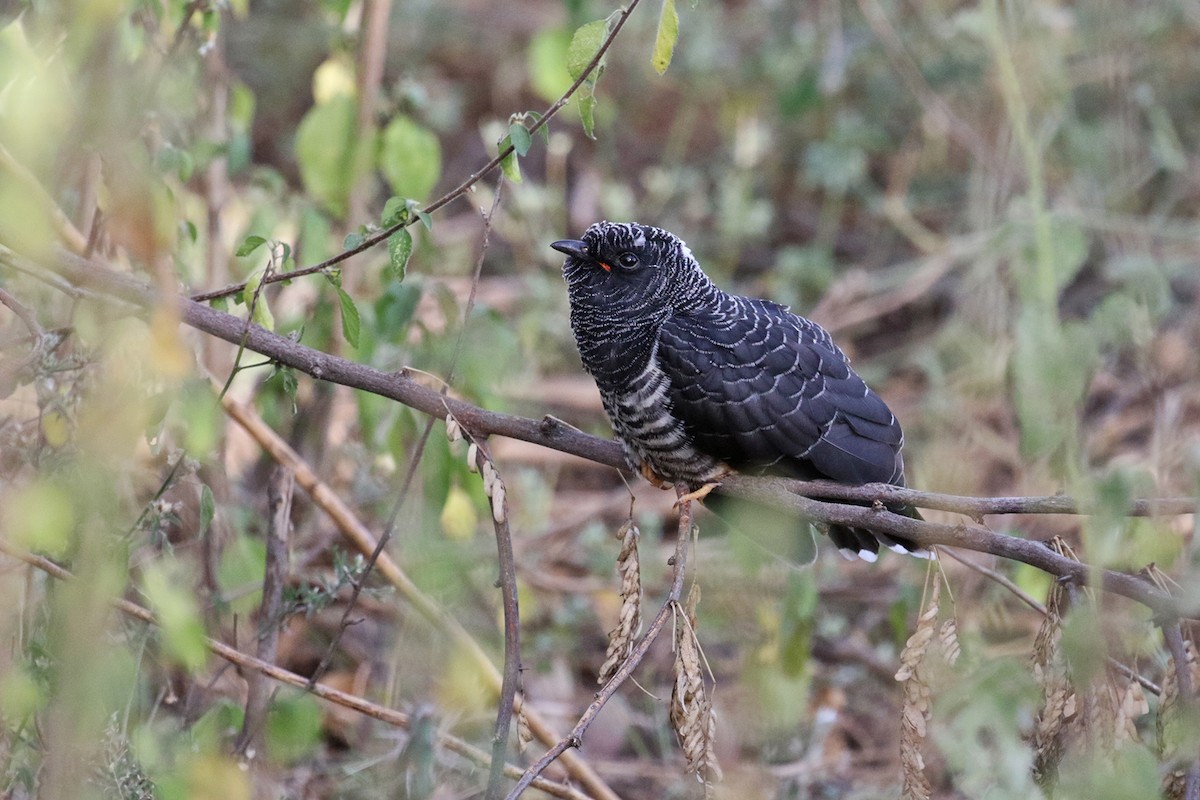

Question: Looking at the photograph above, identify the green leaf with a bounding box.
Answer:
[578,87,599,139]
[335,286,360,348]
[414,209,433,230]
[387,228,413,281]
[381,195,411,227]
[499,140,523,184]
[142,562,208,672]
[199,484,214,538]
[275,363,299,413]
[343,230,365,250]
[266,692,324,764]
[235,235,267,257]
[242,268,275,331]
[295,95,362,217]
[651,0,679,75]
[380,115,442,202]
[508,122,532,157]
[527,28,573,103]
[566,19,607,81]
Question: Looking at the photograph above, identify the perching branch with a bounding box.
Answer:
[15,245,1200,624]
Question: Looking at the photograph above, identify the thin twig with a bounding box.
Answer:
[506,492,696,800]
[187,0,643,304]
[0,545,590,800]
[942,547,1161,696]
[481,440,521,800]
[1163,622,1200,800]
[0,287,44,338]
[235,466,294,756]
[308,178,504,688]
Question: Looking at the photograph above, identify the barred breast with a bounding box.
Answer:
[598,354,727,488]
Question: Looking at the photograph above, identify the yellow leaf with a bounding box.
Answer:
[4,479,75,556]
[651,0,680,75]
[41,409,70,448]
[440,485,477,541]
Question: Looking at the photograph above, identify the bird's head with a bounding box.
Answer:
[551,222,714,322]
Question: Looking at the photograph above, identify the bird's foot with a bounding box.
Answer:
[639,463,672,489]
[674,482,722,507]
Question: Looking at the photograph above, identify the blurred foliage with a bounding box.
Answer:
[0,0,1199,797]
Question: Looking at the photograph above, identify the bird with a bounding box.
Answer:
[551,221,928,561]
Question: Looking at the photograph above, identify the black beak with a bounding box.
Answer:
[550,239,589,259]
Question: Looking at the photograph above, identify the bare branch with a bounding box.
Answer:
[477,440,522,800]
[234,466,294,756]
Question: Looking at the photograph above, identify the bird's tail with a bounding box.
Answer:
[828,504,931,562]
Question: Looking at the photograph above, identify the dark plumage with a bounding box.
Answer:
[552,221,926,561]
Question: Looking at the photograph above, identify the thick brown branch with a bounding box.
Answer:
[27,248,1200,623]
[782,479,1196,518]
[721,476,1194,618]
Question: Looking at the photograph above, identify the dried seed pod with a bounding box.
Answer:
[516,697,532,754]
[939,618,961,666]
[445,415,462,442]
[598,521,642,684]
[897,579,939,800]
[491,480,506,523]
[481,460,496,495]
[466,442,479,473]
[671,585,718,783]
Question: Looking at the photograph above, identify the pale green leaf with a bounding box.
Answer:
[336,286,360,348]
[380,115,442,201]
[294,95,360,217]
[566,19,607,81]
[578,86,599,140]
[142,562,208,672]
[242,268,275,331]
[499,141,523,184]
[651,0,679,75]
[508,123,532,157]
[199,484,214,538]
[527,28,573,103]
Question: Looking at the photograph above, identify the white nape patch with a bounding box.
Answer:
[887,543,910,555]
[858,549,879,563]
[837,548,860,562]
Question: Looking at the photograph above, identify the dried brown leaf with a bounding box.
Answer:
[516,695,532,754]
[671,584,720,784]
[597,521,642,684]
[897,579,939,800]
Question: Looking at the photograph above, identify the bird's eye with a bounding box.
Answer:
[617,252,639,269]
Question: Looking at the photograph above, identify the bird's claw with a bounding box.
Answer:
[675,482,721,507]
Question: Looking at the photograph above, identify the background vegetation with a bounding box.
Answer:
[1,0,1199,798]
